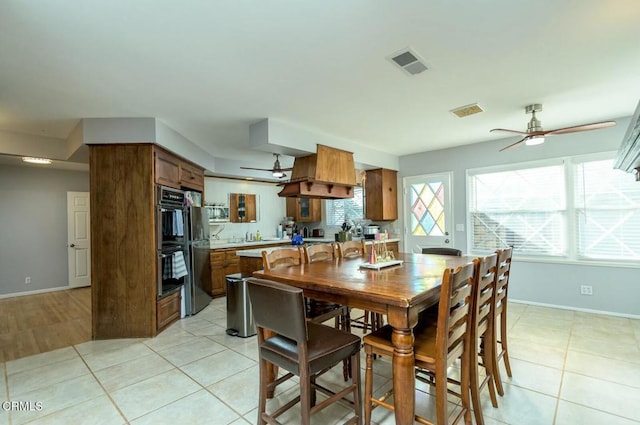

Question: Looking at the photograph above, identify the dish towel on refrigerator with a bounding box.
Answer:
[173,210,184,237]
[172,251,188,279]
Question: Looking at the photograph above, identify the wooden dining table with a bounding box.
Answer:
[253,251,475,425]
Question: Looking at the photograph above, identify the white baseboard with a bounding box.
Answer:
[0,286,71,300]
[510,298,640,320]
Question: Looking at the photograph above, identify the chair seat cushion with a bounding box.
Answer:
[363,323,438,366]
[261,322,361,376]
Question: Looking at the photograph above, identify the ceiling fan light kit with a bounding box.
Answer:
[240,153,292,179]
[525,136,545,146]
[492,103,616,152]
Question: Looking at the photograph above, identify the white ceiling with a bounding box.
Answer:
[1,0,640,172]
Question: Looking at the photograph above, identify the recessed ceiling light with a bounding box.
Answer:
[22,157,52,165]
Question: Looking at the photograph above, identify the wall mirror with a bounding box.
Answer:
[229,193,258,223]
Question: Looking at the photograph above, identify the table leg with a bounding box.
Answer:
[391,327,415,425]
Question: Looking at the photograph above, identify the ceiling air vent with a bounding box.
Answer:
[450,103,484,118]
[388,48,428,76]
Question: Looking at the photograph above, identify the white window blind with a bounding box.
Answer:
[574,158,640,260]
[325,187,364,226]
[468,163,566,256]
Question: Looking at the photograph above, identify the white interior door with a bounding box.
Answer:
[404,173,453,253]
[67,192,91,287]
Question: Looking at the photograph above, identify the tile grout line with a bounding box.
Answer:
[71,344,131,425]
[140,335,256,422]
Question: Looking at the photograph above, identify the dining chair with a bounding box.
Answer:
[301,244,351,332]
[491,246,514,396]
[261,247,304,271]
[417,254,499,425]
[337,240,364,258]
[363,262,475,425]
[302,243,352,381]
[421,247,463,256]
[468,254,499,425]
[337,241,384,334]
[247,278,362,425]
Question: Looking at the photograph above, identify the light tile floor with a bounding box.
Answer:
[1,298,639,424]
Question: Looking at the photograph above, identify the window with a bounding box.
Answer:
[325,186,364,226]
[574,158,640,260]
[468,154,640,264]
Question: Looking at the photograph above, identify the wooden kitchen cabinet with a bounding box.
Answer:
[179,160,204,191]
[209,251,226,296]
[229,193,257,223]
[286,197,321,222]
[365,168,398,221]
[157,290,181,333]
[91,143,205,339]
[154,146,205,191]
[155,147,181,189]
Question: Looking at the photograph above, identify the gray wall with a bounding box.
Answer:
[0,165,89,296]
[399,116,639,317]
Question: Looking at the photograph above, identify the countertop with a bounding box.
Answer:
[235,237,400,258]
[209,237,335,250]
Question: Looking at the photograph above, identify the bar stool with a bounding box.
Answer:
[492,246,514,396]
[247,278,362,425]
[363,262,475,425]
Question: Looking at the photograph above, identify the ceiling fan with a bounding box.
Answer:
[240,153,293,178]
[491,104,616,152]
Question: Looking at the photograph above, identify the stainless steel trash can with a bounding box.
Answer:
[225,272,256,337]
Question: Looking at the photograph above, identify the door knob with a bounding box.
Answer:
[444,239,450,244]
[70,244,76,248]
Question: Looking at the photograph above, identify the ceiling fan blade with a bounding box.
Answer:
[490,128,530,135]
[545,121,616,136]
[279,167,293,171]
[499,136,528,152]
[239,167,273,171]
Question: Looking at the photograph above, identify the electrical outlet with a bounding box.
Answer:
[580,285,593,295]
[25,276,31,284]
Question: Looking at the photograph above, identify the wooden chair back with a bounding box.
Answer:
[261,248,302,271]
[247,278,308,343]
[472,254,498,337]
[435,262,475,367]
[494,247,513,313]
[337,240,364,258]
[303,243,335,263]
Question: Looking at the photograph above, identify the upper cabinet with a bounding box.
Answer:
[179,160,204,191]
[154,146,204,191]
[286,197,321,222]
[229,193,257,223]
[365,168,397,221]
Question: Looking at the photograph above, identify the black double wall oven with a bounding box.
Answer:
[156,185,212,316]
[156,186,189,304]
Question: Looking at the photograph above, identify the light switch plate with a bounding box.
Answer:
[455,224,465,232]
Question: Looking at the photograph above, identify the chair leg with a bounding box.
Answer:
[351,351,362,425]
[300,368,312,425]
[435,364,449,425]
[501,312,513,377]
[460,344,473,425]
[258,358,268,425]
[482,336,499,409]
[469,339,485,425]
[364,347,374,425]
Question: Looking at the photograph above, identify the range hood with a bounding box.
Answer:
[278,144,357,199]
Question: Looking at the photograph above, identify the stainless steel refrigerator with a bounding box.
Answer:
[185,205,212,315]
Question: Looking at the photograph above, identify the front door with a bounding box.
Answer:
[403,173,453,253]
[67,192,91,287]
